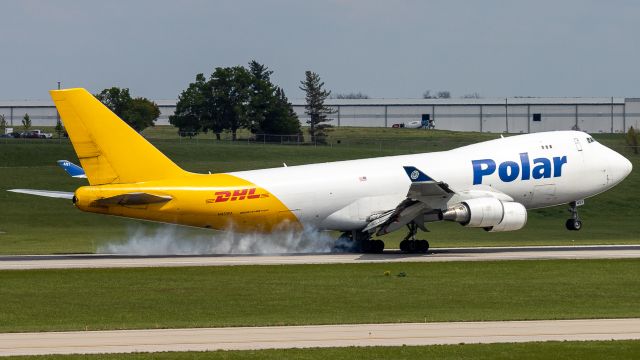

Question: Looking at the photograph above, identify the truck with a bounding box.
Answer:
[24,129,53,139]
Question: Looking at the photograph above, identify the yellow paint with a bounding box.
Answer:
[51,88,299,232]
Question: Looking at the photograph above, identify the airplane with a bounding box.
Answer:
[8,88,633,253]
[57,160,87,178]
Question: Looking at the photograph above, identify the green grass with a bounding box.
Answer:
[0,127,638,254]
[5,341,640,360]
[1,259,639,332]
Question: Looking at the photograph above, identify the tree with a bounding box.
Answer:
[123,98,160,132]
[259,87,301,139]
[246,60,275,134]
[0,114,6,135]
[208,66,252,141]
[334,92,369,99]
[423,90,452,99]
[246,60,301,140]
[299,71,334,144]
[462,92,481,99]
[170,73,209,138]
[626,126,639,155]
[54,118,64,138]
[95,87,160,132]
[22,113,31,131]
[173,61,300,141]
[96,87,132,117]
[422,90,435,99]
[437,91,451,99]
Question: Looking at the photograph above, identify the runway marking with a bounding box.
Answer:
[0,318,639,356]
[0,245,639,270]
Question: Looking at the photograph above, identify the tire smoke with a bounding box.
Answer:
[97,224,338,255]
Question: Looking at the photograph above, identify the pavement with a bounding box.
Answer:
[1,245,639,270]
[1,318,639,356]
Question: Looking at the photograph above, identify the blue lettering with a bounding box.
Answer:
[472,153,567,184]
[519,153,530,180]
[553,156,567,177]
[498,161,520,182]
[472,159,496,185]
[532,158,552,179]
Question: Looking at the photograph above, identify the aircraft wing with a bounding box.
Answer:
[7,189,74,199]
[365,166,455,235]
[367,166,514,236]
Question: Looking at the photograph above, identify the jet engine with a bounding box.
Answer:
[441,197,527,232]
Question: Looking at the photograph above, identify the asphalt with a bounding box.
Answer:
[1,318,639,356]
[0,245,639,270]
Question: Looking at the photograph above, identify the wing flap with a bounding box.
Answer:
[364,166,455,235]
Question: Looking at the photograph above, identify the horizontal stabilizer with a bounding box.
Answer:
[8,189,74,199]
[96,193,172,206]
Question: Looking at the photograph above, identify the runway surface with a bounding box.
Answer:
[1,318,639,356]
[0,245,639,270]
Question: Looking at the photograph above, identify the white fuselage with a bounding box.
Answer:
[232,131,631,231]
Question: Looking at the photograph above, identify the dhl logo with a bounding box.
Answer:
[206,188,269,203]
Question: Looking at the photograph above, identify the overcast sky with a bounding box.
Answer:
[1,0,639,100]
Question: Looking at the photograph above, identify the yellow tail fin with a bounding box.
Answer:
[50,88,186,185]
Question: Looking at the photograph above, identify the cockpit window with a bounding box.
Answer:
[586,137,596,143]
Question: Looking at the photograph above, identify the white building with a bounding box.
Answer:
[2,97,639,134]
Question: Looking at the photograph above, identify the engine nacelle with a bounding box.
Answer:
[441,198,527,232]
[485,201,527,232]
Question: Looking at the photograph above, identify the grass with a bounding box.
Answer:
[0,127,638,254]
[5,341,640,360]
[0,259,639,333]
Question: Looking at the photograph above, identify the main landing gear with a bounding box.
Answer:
[399,222,429,253]
[565,201,583,231]
[336,231,385,254]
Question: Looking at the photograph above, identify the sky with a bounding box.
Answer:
[1,0,639,100]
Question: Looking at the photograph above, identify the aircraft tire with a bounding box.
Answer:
[399,240,409,252]
[372,239,385,253]
[417,240,429,253]
[565,219,582,231]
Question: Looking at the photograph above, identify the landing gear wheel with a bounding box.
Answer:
[399,239,429,254]
[360,240,372,253]
[417,240,429,253]
[399,240,409,252]
[565,218,582,231]
[400,222,430,254]
[372,239,385,253]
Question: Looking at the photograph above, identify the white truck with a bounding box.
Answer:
[27,129,53,139]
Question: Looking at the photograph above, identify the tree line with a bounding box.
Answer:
[84,61,337,143]
[169,61,301,140]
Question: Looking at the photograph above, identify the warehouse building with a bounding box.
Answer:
[2,97,639,134]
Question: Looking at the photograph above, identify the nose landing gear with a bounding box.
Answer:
[565,200,583,231]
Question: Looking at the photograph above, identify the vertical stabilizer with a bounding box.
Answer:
[50,88,185,185]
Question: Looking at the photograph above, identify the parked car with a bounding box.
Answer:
[18,130,53,139]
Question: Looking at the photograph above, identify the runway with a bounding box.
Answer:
[0,245,639,270]
[1,318,639,356]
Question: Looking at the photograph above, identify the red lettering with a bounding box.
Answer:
[210,188,266,204]
[232,189,248,201]
[214,191,231,203]
[247,188,260,199]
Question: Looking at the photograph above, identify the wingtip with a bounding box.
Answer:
[403,166,433,182]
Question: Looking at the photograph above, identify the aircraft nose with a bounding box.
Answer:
[608,150,632,183]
